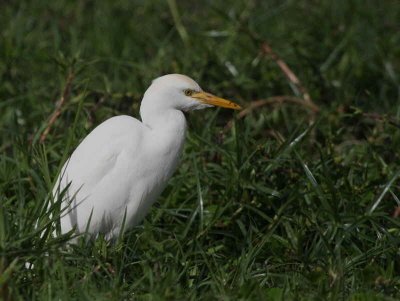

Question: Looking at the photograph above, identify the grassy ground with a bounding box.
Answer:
[1,0,400,299]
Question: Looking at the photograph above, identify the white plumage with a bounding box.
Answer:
[53,74,241,240]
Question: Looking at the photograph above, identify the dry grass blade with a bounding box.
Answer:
[224,96,318,132]
[363,113,400,129]
[40,71,75,143]
[261,43,319,113]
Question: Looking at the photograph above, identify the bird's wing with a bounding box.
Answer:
[53,115,147,232]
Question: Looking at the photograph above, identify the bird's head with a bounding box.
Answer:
[143,74,242,112]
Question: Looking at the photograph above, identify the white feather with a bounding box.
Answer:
[53,74,240,240]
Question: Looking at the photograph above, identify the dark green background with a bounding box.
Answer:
[1,0,400,300]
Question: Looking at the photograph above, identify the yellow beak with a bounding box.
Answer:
[192,91,242,110]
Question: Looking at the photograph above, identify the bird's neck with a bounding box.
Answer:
[141,107,187,144]
[140,109,187,175]
[140,94,187,154]
[141,105,185,128]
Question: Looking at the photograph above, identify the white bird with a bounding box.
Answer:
[53,74,241,240]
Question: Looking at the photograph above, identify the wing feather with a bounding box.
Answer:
[53,115,147,233]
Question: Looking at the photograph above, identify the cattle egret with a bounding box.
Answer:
[53,74,241,241]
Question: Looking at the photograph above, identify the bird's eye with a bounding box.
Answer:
[184,89,194,96]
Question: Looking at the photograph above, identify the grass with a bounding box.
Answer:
[1,0,400,299]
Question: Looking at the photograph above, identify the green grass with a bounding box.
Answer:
[1,0,400,299]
